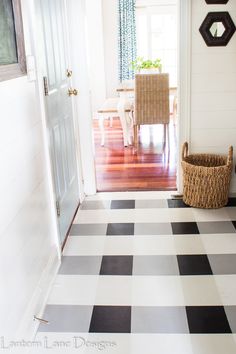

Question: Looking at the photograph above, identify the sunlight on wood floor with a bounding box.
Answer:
[93,118,177,192]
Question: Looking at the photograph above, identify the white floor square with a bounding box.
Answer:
[47,275,99,305]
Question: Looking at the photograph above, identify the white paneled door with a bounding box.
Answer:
[40,0,79,245]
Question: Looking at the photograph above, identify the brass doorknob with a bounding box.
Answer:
[66,69,72,77]
[68,88,78,96]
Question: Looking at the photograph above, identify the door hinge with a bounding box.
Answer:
[56,201,61,217]
[43,76,49,96]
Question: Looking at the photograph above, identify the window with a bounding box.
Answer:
[136,4,177,87]
[0,0,26,82]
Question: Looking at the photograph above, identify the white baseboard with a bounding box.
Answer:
[15,246,60,340]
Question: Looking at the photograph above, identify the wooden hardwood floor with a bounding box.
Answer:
[93,118,177,192]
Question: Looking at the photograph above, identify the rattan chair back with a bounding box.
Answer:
[134,73,170,126]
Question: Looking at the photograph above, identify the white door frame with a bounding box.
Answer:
[66,0,97,196]
[177,0,192,193]
[63,0,87,201]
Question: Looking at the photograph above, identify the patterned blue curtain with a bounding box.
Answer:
[118,0,137,82]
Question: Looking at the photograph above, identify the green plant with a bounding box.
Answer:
[130,57,162,72]
[152,58,162,68]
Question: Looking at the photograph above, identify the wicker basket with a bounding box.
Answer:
[181,142,233,209]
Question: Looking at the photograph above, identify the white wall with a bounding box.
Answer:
[86,0,106,113]
[0,0,60,338]
[85,0,119,104]
[190,0,236,191]
[102,0,119,98]
[85,0,122,105]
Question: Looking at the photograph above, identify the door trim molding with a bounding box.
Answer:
[66,0,97,196]
[177,0,192,192]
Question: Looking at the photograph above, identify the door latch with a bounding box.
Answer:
[34,315,49,324]
[66,69,72,78]
[68,88,78,96]
[56,201,61,217]
[43,76,49,96]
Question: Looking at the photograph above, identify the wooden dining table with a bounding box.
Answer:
[116,86,177,94]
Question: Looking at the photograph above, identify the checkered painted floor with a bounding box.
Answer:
[36,192,236,353]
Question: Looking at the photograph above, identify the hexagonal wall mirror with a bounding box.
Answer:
[205,0,229,3]
[209,21,226,37]
[199,12,236,46]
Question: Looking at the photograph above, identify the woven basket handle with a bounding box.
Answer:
[227,146,233,166]
[182,142,188,161]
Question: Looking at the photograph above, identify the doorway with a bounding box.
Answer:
[90,0,178,192]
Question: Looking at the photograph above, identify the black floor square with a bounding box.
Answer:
[232,221,236,230]
[186,306,232,333]
[171,222,199,235]
[111,200,135,209]
[177,255,213,275]
[106,223,134,235]
[167,200,190,208]
[226,198,236,207]
[100,256,133,275]
[89,306,131,333]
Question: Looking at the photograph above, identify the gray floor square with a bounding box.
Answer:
[106,223,134,235]
[80,200,111,210]
[131,306,189,333]
[111,200,135,209]
[38,305,93,332]
[58,256,102,275]
[70,224,107,236]
[133,255,179,275]
[224,306,236,333]
[208,254,236,275]
[134,223,172,235]
[135,200,168,209]
[197,221,236,234]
